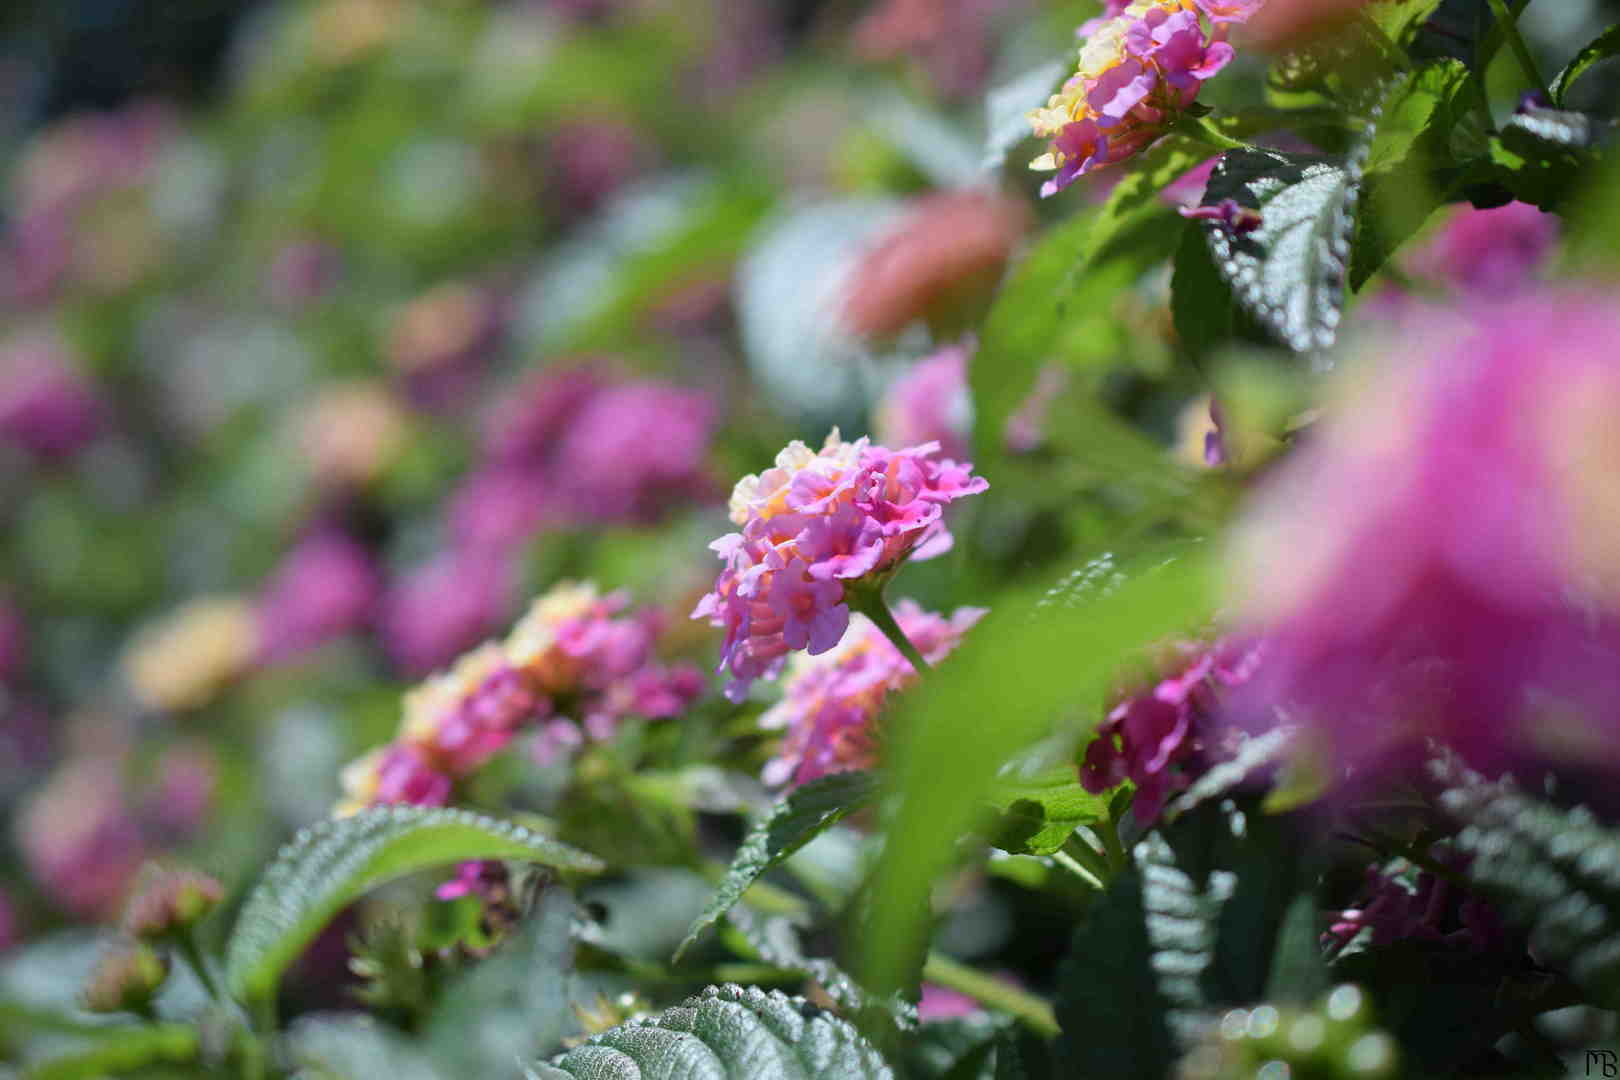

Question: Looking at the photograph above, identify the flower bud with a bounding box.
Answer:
[120,863,224,941]
[82,942,168,1014]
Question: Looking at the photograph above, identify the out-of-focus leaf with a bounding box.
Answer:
[981,62,1065,171]
[225,806,602,1003]
[1264,893,1330,1007]
[734,199,906,424]
[1170,221,1234,362]
[1136,832,1232,1047]
[424,890,577,1075]
[676,771,879,961]
[870,92,983,187]
[1194,149,1358,355]
[18,1024,199,1080]
[898,1015,1001,1080]
[1501,103,1613,153]
[528,984,894,1080]
[284,1015,446,1080]
[982,766,1110,856]
[1364,0,1447,48]
[1053,870,1175,1076]
[860,552,1214,996]
[1551,22,1620,105]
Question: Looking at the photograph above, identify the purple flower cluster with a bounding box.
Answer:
[1324,850,1509,956]
[693,431,987,702]
[0,332,103,459]
[760,601,985,786]
[1030,0,1259,195]
[1227,289,1620,778]
[341,582,702,813]
[1081,638,1263,823]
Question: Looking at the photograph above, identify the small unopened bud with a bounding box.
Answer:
[83,942,168,1014]
[121,863,224,941]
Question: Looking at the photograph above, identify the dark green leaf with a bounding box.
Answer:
[1264,894,1330,1007]
[1551,22,1620,105]
[676,771,879,961]
[529,983,894,1079]
[225,806,602,1003]
[424,889,577,1075]
[724,908,912,1026]
[1170,221,1234,362]
[982,767,1110,857]
[1195,149,1358,354]
[860,554,1214,997]
[1053,870,1175,1077]
[1136,832,1231,1047]
[1365,0,1447,48]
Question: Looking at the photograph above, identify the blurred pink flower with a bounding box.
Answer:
[1082,638,1262,824]
[876,343,973,463]
[1227,289,1620,778]
[760,600,984,786]
[482,367,607,465]
[0,332,103,458]
[917,982,981,1020]
[852,0,1013,98]
[695,432,987,701]
[1404,201,1558,297]
[267,237,343,309]
[1003,364,1069,454]
[555,381,718,524]
[843,190,1029,339]
[256,529,381,664]
[448,464,560,556]
[382,551,512,677]
[17,758,145,919]
[385,282,505,409]
[548,117,651,217]
[143,741,219,839]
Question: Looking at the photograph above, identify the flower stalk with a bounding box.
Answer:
[922,951,1059,1037]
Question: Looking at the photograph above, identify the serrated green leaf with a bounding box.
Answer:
[724,907,912,1027]
[1135,832,1231,1047]
[983,767,1110,856]
[22,1024,198,1080]
[1054,870,1175,1077]
[861,553,1214,997]
[1551,22,1620,106]
[1195,149,1357,354]
[225,806,603,1003]
[424,889,577,1075]
[284,1016,447,1080]
[1170,220,1234,362]
[1364,0,1446,48]
[677,771,879,961]
[531,984,894,1079]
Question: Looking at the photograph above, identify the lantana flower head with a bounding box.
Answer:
[1030,0,1258,196]
[761,601,986,787]
[1226,289,1620,780]
[694,431,987,701]
[339,581,702,815]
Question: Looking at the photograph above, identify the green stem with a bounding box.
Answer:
[922,952,1060,1038]
[175,932,222,1002]
[847,587,931,675]
[1050,847,1107,891]
[1175,115,1253,154]
[1097,816,1130,877]
[1486,0,1552,102]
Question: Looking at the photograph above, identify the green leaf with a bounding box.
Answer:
[225,806,603,1003]
[860,553,1214,997]
[676,771,879,961]
[1264,894,1330,1007]
[528,983,894,1079]
[284,1015,447,1080]
[1551,22,1620,105]
[971,136,1203,466]
[424,889,577,1075]
[1432,755,1620,1009]
[1195,149,1358,353]
[723,908,910,1025]
[1135,832,1231,1046]
[21,1024,199,1080]
[982,767,1110,857]
[1053,870,1175,1077]
[1170,220,1234,363]
[1364,0,1446,48]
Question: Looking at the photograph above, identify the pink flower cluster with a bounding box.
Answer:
[760,601,986,787]
[1030,0,1259,196]
[693,431,987,702]
[1226,289,1620,779]
[1324,850,1509,956]
[340,582,703,814]
[1081,638,1262,823]
[254,528,381,664]
[875,342,973,463]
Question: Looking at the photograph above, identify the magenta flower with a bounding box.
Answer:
[375,744,454,807]
[16,758,146,919]
[760,601,985,787]
[256,529,381,664]
[1030,1,1241,195]
[1324,849,1510,956]
[695,431,987,701]
[448,464,560,556]
[0,333,103,459]
[143,741,219,840]
[1081,638,1263,823]
[553,380,718,524]
[381,551,512,677]
[876,343,973,466]
[1226,289,1620,780]
[1405,201,1557,297]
